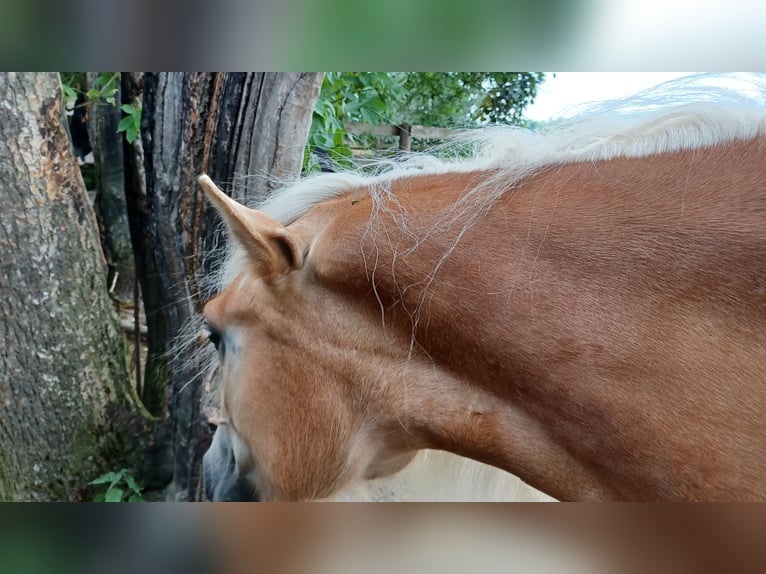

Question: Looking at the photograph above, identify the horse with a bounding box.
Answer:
[199,75,766,501]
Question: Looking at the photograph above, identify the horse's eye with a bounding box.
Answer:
[205,324,222,351]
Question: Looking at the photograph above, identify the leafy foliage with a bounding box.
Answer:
[60,72,141,143]
[88,468,143,502]
[117,102,142,143]
[61,72,119,108]
[305,72,545,172]
[86,72,120,106]
[60,72,85,98]
[305,72,396,171]
[61,81,78,105]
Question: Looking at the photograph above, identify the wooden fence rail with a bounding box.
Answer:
[344,122,465,151]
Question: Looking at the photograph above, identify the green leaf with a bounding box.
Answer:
[96,73,115,87]
[86,89,100,100]
[62,85,78,102]
[121,104,136,114]
[345,101,362,115]
[360,107,378,124]
[105,487,124,502]
[366,98,386,112]
[92,492,106,502]
[332,130,346,147]
[89,471,120,485]
[123,474,142,494]
[116,115,134,133]
[125,125,139,144]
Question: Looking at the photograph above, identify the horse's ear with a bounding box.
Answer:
[198,174,305,278]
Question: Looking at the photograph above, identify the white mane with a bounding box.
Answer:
[258,73,766,226]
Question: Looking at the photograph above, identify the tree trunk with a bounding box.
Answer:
[85,72,135,301]
[128,72,322,500]
[0,72,138,501]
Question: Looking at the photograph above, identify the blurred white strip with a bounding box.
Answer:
[578,0,766,70]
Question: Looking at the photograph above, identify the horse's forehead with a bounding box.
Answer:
[205,272,266,327]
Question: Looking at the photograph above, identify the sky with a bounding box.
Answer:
[524,73,696,122]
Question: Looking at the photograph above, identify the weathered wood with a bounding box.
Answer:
[398,123,412,151]
[121,72,146,409]
[0,72,136,501]
[412,125,465,139]
[131,72,323,501]
[345,121,463,141]
[345,122,399,136]
[85,72,135,302]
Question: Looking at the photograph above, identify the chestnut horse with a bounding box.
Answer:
[200,77,766,501]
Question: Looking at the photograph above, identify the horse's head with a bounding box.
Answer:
[198,175,419,501]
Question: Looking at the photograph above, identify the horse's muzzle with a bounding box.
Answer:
[202,424,258,501]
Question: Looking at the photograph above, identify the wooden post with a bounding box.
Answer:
[398,123,412,151]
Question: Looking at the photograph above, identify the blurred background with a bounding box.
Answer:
[1,0,763,69]
[2,505,765,574]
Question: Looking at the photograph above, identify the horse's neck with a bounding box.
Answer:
[314,139,766,500]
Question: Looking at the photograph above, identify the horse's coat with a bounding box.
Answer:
[200,75,766,501]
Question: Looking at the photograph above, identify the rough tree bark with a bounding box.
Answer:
[126,72,322,500]
[85,72,135,302]
[0,72,138,501]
